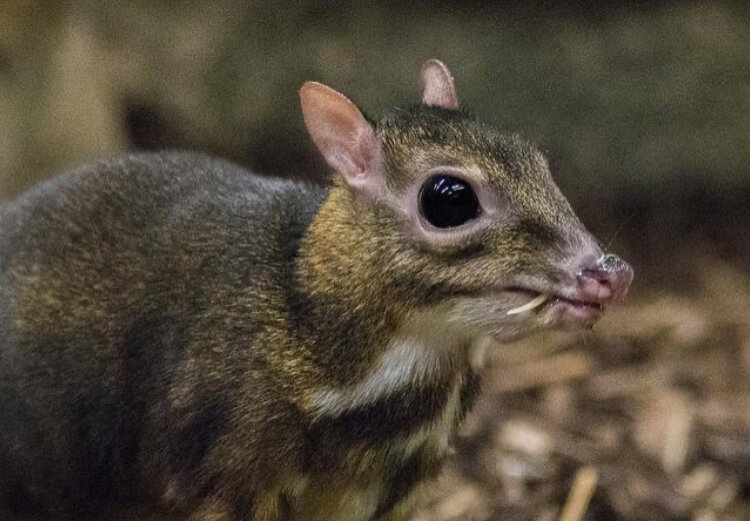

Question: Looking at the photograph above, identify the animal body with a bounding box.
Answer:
[0,60,632,521]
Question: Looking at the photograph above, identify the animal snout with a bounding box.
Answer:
[576,254,634,304]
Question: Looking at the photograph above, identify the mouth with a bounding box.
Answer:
[505,288,604,324]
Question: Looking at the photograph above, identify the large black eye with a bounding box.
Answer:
[419,174,481,228]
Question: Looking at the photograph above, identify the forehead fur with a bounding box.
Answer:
[376,104,549,191]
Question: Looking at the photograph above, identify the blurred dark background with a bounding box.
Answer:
[3,0,750,286]
[3,3,750,520]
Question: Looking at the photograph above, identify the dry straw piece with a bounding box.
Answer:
[558,466,599,521]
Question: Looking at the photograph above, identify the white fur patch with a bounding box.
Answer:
[308,336,446,417]
[468,335,492,372]
[307,306,474,418]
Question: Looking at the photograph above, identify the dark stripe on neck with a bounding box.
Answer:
[303,366,482,472]
[303,380,451,472]
[459,367,482,418]
[371,448,443,521]
[312,380,451,437]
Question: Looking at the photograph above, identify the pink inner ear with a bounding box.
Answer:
[300,82,380,189]
[421,60,459,109]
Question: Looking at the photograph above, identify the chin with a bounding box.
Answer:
[484,312,604,343]
[481,321,546,343]
[447,294,605,345]
[542,299,604,329]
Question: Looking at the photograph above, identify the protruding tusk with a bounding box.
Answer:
[507,294,548,315]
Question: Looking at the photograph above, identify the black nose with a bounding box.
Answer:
[577,254,634,303]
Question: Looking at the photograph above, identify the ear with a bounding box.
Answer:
[420,59,459,109]
[300,81,381,193]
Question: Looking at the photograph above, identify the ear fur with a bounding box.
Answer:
[300,81,381,193]
[420,59,459,109]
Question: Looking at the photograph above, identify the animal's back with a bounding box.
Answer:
[0,151,325,518]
